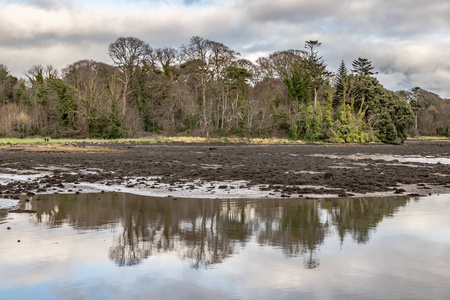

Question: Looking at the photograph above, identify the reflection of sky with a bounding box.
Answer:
[0,195,449,299]
[0,199,19,209]
[309,154,450,165]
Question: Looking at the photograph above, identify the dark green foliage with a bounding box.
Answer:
[225,66,252,105]
[0,75,18,104]
[351,58,377,76]
[332,60,349,108]
[0,64,28,105]
[351,76,415,144]
[129,66,159,132]
[47,78,78,129]
[87,109,124,139]
[304,41,332,106]
[225,67,251,91]
[16,82,31,106]
[283,62,311,104]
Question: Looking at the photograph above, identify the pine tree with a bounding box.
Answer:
[351,57,377,76]
[304,40,331,108]
[333,60,350,108]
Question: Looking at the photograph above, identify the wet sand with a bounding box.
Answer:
[0,140,449,199]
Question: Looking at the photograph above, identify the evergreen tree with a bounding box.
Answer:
[304,40,331,108]
[351,57,377,76]
[351,76,415,144]
[333,60,350,108]
[283,62,311,105]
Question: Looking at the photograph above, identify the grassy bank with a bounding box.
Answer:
[409,136,450,141]
[0,136,307,146]
[0,136,447,147]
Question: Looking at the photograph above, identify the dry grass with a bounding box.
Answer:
[0,144,114,152]
[0,136,306,146]
[157,136,305,144]
[3,135,447,148]
[408,136,450,142]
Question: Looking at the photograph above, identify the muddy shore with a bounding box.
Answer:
[0,140,449,199]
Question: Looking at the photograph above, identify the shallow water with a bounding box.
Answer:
[309,153,450,165]
[0,198,19,209]
[1,193,449,300]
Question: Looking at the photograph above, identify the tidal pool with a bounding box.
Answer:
[1,193,449,299]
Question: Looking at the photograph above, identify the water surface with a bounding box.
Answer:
[1,193,449,299]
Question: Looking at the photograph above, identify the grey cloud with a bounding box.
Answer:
[0,33,116,50]
[240,0,450,40]
[26,0,73,9]
[243,0,339,24]
[2,0,450,97]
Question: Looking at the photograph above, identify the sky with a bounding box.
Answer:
[1,0,450,98]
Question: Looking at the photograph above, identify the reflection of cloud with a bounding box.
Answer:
[0,199,19,209]
[0,195,449,299]
[0,215,114,289]
[1,1,450,96]
[378,194,450,242]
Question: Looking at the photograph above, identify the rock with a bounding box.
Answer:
[394,188,405,194]
[407,193,422,197]
[324,172,335,180]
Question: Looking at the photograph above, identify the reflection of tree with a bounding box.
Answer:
[0,209,7,223]
[283,201,326,269]
[180,199,252,269]
[322,196,409,244]
[255,200,327,269]
[23,194,410,269]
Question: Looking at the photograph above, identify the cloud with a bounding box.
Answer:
[26,0,74,9]
[1,0,450,97]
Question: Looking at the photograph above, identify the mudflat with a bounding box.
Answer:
[0,140,449,198]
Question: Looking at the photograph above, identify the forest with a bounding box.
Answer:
[0,36,448,144]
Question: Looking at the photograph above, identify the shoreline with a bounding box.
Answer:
[1,141,449,201]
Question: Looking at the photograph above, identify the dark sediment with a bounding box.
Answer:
[0,140,449,197]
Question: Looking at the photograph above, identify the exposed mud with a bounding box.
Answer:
[0,140,449,199]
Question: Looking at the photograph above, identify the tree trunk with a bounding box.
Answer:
[314,88,318,109]
[122,77,129,116]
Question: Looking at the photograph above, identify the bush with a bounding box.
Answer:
[332,104,369,143]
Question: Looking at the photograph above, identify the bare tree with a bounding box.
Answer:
[181,36,238,135]
[108,37,152,115]
[256,49,307,79]
[153,47,179,78]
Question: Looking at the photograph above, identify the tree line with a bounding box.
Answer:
[0,36,448,143]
